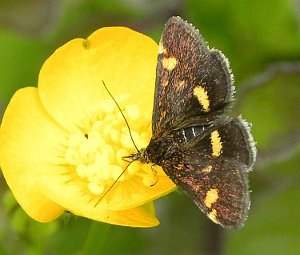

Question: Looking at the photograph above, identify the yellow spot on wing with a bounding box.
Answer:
[208,209,219,224]
[211,130,222,157]
[193,86,210,112]
[176,163,185,170]
[162,57,177,71]
[157,110,167,126]
[158,42,167,54]
[204,188,219,208]
[202,165,212,173]
[162,78,169,87]
[178,80,185,89]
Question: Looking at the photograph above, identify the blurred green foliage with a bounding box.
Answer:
[1,0,300,254]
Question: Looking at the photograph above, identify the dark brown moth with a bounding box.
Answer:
[128,16,256,229]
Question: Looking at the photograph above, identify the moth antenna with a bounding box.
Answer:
[102,80,140,153]
[94,161,133,207]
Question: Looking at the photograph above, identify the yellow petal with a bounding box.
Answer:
[38,27,157,133]
[98,165,176,211]
[99,202,159,227]
[0,87,66,222]
[38,175,159,227]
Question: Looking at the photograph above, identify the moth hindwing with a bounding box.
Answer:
[129,16,256,229]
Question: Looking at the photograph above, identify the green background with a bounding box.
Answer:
[1,0,300,254]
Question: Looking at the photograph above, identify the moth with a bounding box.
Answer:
[128,16,256,229]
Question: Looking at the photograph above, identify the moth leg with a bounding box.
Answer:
[149,164,159,186]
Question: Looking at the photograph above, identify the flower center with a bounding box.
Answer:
[64,94,157,206]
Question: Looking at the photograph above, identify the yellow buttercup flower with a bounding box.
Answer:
[0,26,176,227]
